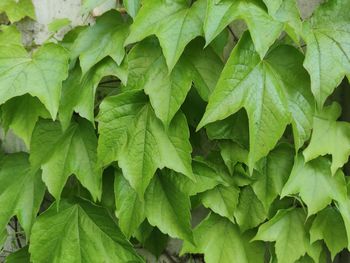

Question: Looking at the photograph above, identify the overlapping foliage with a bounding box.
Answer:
[1,0,350,262]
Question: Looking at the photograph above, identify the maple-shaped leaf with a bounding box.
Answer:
[205,0,283,59]
[30,118,101,201]
[304,102,350,175]
[0,26,69,118]
[303,0,350,106]
[1,95,49,147]
[198,32,314,168]
[97,91,193,197]
[0,0,35,23]
[281,155,347,216]
[182,213,265,263]
[59,58,127,129]
[71,10,129,74]
[310,207,347,260]
[145,171,193,243]
[125,0,206,71]
[29,198,144,263]
[0,153,45,236]
[253,208,309,263]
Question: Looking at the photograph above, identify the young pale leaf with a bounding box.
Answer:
[198,32,314,168]
[29,199,144,263]
[182,213,265,263]
[59,58,127,129]
[145,171,193,243]
[0,0,35,23]
[0,26,69,118]
[125,0,206,71]
[114,170,145,239]
[204,0,283,58]
[303,0,350,106]
[71,10,129,74]
[30,118,101,202]
[310,207,347,259]
[0,153,45,236]
[124,0,141,18]
[304,102,350,175]
[281,155,347,216]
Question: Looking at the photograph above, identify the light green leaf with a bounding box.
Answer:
[310,207,347,259]
[281,155,347,216]
[71,10,129,74]
[124,0,141,18]
[0,153,45,236]
[0,0,35,23]
[125,0,206,71]
[304,102,350,175]
[48,18,71,32]
[337,198,350,250]
[145,171,193,243]
[30,118,101,201]
[204,0,283,59]
[198,32,314,167]
[0,26,69,118]
[1,95,49,147]
[182,213,265,263]
[303,0,350,106]
[114,169,145,239]
[81,0,115,14]
[219,140,248,174]
[29,198,144,263]
[60,58,127,129]
[199,184,239,222]
[252,143,294,210]
[253,208,308,263]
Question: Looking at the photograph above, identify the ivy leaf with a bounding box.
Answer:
[310,207,347,260]
[182,213,265,263]
[71,10,129,74]
[198,32,314,167]
[0,153,45,236]
[97,91,193,197]
[145,171,193,243]
[253,208,309,263]
[0,26,69,119]
[337,198,350,250]
[29,198,144,263]
[125,0,206,71]
[204,0,283,59]
[59,58,127,129]
[304,103,350,175]
[124,0,141,18]
[252,143,294,210]
[1,95,49,147]
[0,0,35,23]
[303,0,350,106]
[30,118,101,202]
[281,155,347,216]
[81,0,114,14]
[114,169,145,239]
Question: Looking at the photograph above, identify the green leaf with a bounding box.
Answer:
[1,95,49,147]
[204,0,283,59]
[29,198,144,263]
[5,246,30,263]
[30,118,101,201]
[252,143,294,210]
[253,208,309,263]
[114,169,145,238]
[303,0,350,106]
[0,0,35,23]
[219,140,248,174]
[198,32,314,167]
[0,153,45,236]
[71,10,129,74]
[0,26,69,118]
[304,102,350,175]
[59,58,127,129]
[310,207,347,259]
[48,18,71,33]
[81,0,112,14]
[145,171,193,243]
[97,91,193,197]
[125,0,206,71]
[182,213,265,263]
[281,155,347,216]
[337,198,350,250]
[124,0,141,18]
